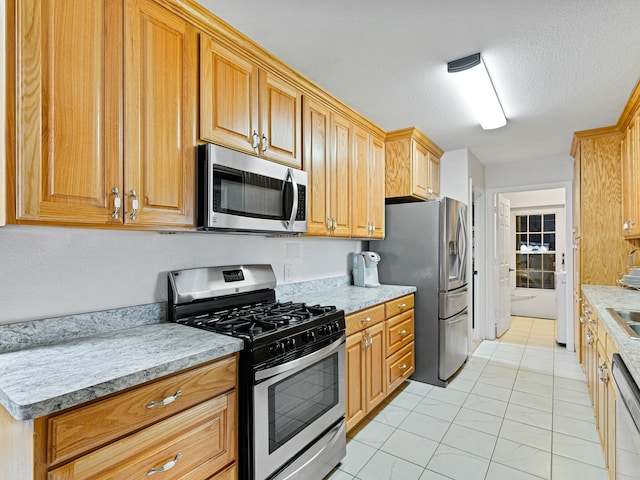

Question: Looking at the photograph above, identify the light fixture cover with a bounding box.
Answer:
[448,53,506,130]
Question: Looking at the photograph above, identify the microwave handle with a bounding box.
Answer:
[284,168,298,230]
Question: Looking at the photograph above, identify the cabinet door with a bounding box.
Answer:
[369,136,385,239]
[124,0,197,227]
[12,0,122,225]
[351,125,371,237]
[199,35,259,154]
[330,112,352,237]
[346,333,366,432]
[606,375,616,476]
[428,152,440,199]
[259,71,302,168]
[596,342,607,444]
[303,97,330,236]
[412,141,430,199]
[365,322,387,412]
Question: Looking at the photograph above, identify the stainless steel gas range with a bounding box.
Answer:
[168,264,346,480]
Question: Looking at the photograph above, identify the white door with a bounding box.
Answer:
[496,194,512,337]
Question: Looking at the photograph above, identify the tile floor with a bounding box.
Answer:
[325,317,608,480]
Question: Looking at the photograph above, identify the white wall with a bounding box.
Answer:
[0,225,362,324]
[440,149,469,203]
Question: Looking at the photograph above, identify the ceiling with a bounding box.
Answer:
[199,0,640,166]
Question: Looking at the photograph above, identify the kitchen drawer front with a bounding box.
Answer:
[48,392,236,480]
[385,294,414,318]
[385,310,414,356]
[386,342,414,393]
[48,355,237,466]
[346,304,385,336]
[204,463,237,480]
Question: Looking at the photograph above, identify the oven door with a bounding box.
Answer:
[253,335,346,480]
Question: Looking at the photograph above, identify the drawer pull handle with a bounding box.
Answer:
[398,329,407,335]
[398,303,406,308]
[146,390,182,409]
[399,363,407,370]
[147,453,182,476]
[361,317,372,323]
[588,317,595,324]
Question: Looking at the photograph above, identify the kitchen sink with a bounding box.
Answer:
[606,308,640,339]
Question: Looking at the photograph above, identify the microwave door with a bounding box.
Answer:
[282,168,299,231]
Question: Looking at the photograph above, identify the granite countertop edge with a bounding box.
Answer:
[581,285,640,387]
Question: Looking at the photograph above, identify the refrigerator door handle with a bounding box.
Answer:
[458,208,468,282]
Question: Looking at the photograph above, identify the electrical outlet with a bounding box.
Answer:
[284,264,294,282]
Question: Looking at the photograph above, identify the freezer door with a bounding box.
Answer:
[439,308,468,380]
[440,198,468,291]
[439,286,468,319]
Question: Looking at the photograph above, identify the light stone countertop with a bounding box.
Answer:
[581,285,640,387]
[0,277,415,422]
[0,323,243,420]
[277,283,417,314]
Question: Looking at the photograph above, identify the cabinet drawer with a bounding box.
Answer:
[386,342,414,393]
[346,304,385,336]
[385,294,414,318]
[386,310,414,356]
[49,391,236,480]
[48,355,237,465]
[205,463,237,480]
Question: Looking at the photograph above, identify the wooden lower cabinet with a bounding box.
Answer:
[345,294,415,433]
[1,355,238,479]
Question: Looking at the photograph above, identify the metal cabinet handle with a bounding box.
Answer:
[588,317,595,324]
[327,217,333,232]
[261,134,268,153]
[586,333,593,345]
[399,363,407,370]
[332,217,337,231]
[367,332,373,345]
[111,187,121,219]
[361,317,371,323]
[579,315,585,325]
[398,303,406,308]
[398,329,407,335]
[598,363,609,384]
[147,453,182,476]
[362,333,369,350]
[252,131,260,151]
[146,390,182,409]
[129,189,139,220]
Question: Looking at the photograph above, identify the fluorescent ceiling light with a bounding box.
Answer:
[447,53,506,130]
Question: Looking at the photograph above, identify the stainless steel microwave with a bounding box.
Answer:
[197,144,307,234]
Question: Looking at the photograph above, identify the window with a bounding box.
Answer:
[515,214,556,289]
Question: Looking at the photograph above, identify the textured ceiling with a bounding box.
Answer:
[198,0,640,165]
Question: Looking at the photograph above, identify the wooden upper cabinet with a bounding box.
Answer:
[303,96,351,237]
[369,136,385,239]
[124,0,197,227]
[11,0,123,225]
[10,0,196,228]
[622,114,640,238]
[199,33,302,168]
[385,127,442,201]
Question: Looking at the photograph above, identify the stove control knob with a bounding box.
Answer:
[303,330,316,343]
[270,341,286,355]
[331,321,341,334]
[284,338,296,350]
[318,325,330,336]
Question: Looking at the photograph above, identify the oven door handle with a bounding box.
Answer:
[255,335,345,382]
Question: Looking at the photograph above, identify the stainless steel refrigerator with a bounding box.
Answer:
[371,197,469,387]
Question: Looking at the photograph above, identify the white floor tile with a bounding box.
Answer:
[453,407,504,436]
[414,397,461,422]
[402,379,435,397]
[380,429,439,467]
[463,393,508,417]
[447,376,476,393]
[418,470,453,480]
[441,423,497,458]
[326,468,355,480]
[552,414,600,444]
[426,385,469,406]
[516,370,554,386]
[485,461,545,480]
[426,444,490,480]
[509,390,553,413]
[349,420,395,449]
[338,439,377,476]
[355,450,425,480]
[386,390,424,410]
[398,410,452,442]
[552,385,592,406]
[372,403,411,428]
[553,399,595,420]
[504,402,552,430]
[552,432,606,468]
[477,371,516,390]
[499,418,552,452]
[491,438,551,479]
[470,381,512,402]
[551,454,609,480]
[513,378,553,397]
[553,376,588,393]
